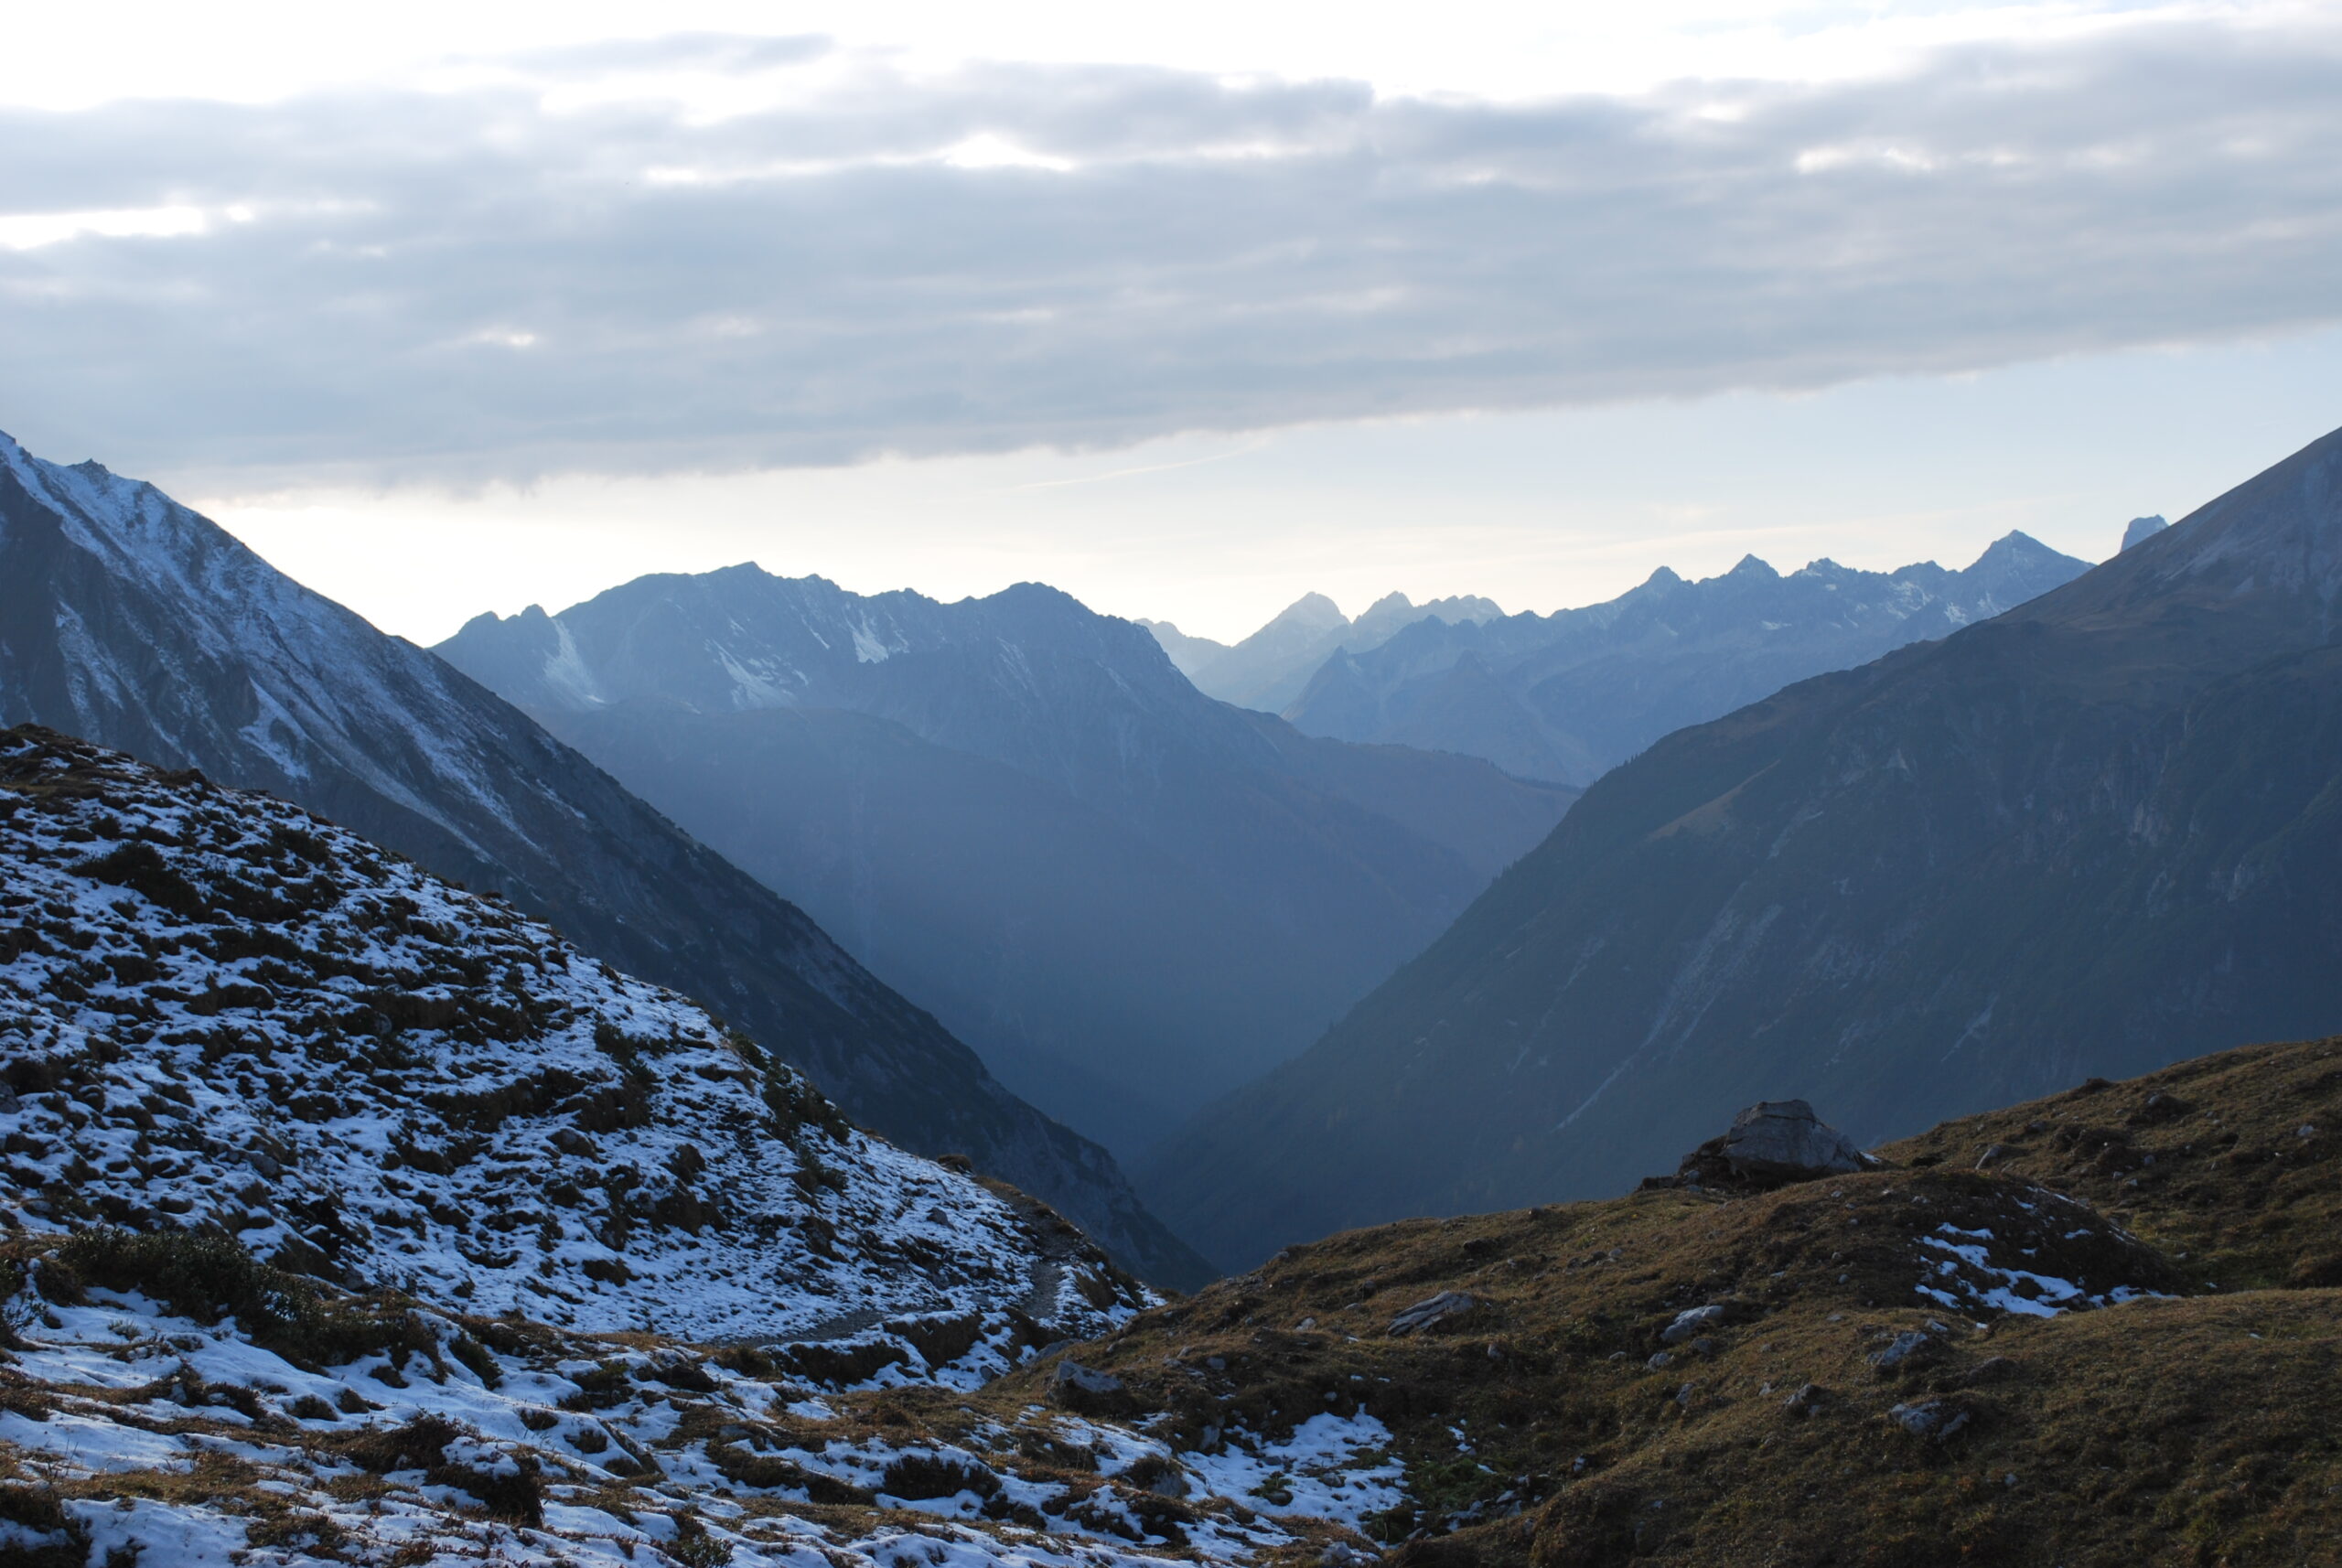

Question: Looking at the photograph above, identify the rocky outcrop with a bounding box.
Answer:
[1660,1101,1875,1189]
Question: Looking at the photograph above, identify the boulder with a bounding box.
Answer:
[1722,1101,1868,1182]
[1388,1291,1478,1337]
[1869,1330,1932,1374]
[1887,1399,1971,1443]
[1658,1101,1872,1189]
[1660,1305,1728,1345]
[1048,1360,1126,1411]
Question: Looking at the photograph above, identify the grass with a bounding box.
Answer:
[978,1036,2342,1567]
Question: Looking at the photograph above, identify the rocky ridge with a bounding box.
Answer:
[1278,532,2090,785]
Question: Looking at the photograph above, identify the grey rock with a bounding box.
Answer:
[1049,1360,1125,1406]
[1870,1331,1931,1373]
[1660,1305,1728,1344]
[1646,1351,1673,1370]
[1722,1101,1867,1183]
[1975,1144,2010,1169]
[1388,1291,1478,1337]
[1782,1382,1827,1416]
[1887,1400,1971,1442]
[243,1149,283,1180]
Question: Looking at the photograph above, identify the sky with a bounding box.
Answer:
[4,1,2340,643]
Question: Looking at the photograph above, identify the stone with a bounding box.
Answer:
[1388,1291,1478,1337]
[1869,1330,1931,1373]
[1887,1400,1971,1442]
[1646,1351,1673,1370]
[1782,1382,1827,1416]
[1720,1101,1868,1183]
[1975,1144,2010,1169]
[1048,1360,1125,1409]
[1660,1305,1729,1344]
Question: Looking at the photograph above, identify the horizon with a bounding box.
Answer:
[5,1,2339,643]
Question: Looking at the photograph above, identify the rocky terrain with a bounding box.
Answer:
[1144,425,2342,1269]
[11,939,2342,1564]
[2,737,2334,1563]
[0,429,1198,1287]
[0,727,1141,1354]
[436,571,1571,1162]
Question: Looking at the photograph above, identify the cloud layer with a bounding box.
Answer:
[4,20,2340,484]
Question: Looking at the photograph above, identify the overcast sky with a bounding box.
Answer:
[5,1,2340,642]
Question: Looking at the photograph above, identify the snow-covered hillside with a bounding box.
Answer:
[0,726,1139,1359]
[0,726,1424,1565]
[0,1236,1394,1566]
[0,429,1197,1289]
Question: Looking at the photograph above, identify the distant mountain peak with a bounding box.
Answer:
[1269,591,1348,630]
[2122,514,2171,551]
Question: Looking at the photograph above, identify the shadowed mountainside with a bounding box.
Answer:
[438,572,1573,1159]
[1144,424,2342,1270]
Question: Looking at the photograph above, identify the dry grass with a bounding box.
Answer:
[993,1037,2342,1566]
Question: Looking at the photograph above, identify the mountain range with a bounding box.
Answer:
[436,572,1574,1160]
[0,429,1206,1288]
[1144,426,2342,1269]
[1275,532,2090,784]
[1144,590,1507,713]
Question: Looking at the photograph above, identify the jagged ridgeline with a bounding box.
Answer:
[0,726,1143,1362]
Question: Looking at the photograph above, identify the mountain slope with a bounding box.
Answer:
[437,572,1573,1158]
[1017,1038,2342,1568]
[0,431,1203,1289]
[1282,534,2090,783]
[1144,426,2342,1269]
[0,726,1144,1354]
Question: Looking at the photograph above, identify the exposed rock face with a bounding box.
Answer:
[2122,513,2171,550]
[0,429,1201,1288]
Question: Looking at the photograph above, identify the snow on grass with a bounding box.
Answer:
[1180,1412,1405,1531]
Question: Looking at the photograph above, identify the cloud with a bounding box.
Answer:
[1,18,2339,486]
